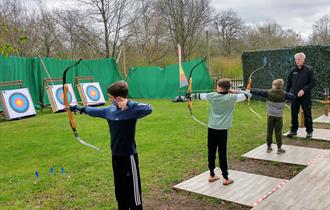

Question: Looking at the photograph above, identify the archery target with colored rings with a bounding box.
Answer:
[55,87,73,105]
[48,84,77,111]
[0,88,36,120]
[79,82,105,105]
[86,85,101,101]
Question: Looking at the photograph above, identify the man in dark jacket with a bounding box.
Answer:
[286,52,315,138]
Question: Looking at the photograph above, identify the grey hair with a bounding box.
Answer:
[294,52,306,60]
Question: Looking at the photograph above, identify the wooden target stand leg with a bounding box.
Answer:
[323,89,329,116]
[0,80,23,117]
[40,78,63,112]
[75,76,94,106]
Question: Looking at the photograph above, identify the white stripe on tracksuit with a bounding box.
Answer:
[130,155,141,206]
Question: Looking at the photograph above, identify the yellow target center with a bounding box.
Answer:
[91,90,96,96]
[16,99,23,106]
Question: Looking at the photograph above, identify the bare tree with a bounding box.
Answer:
[213,9,243,56]
[243,21,288,50]
[128,0,170,64]
[157,0,210,60]
[310,15,330,45]
[54,9,105,58]
[77,0,140,58]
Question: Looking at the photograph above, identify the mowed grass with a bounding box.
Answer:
[0,99,297,209]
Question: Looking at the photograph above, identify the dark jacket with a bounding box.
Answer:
[84,101,152,156]
[286,64,315,97]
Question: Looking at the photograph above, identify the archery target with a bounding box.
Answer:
[0,88,36,120]
[46,84,77,112]
[55,87,73,105]
[77,82,105,106]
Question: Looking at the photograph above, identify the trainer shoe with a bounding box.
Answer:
[223,178,234,185]
[266,146,273,153]
[306,132,313,138]
[287,131,297,138]
[208,175,220,182]
[277,148,286,154]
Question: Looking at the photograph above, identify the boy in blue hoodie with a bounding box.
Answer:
[70,81,152,210]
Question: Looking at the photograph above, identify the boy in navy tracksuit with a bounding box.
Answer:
[251,79,296,154]
[70,81,152,210]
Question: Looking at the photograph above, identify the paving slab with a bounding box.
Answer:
[284,128,330,141]
[173,169,288,207]
[242,143,330,166]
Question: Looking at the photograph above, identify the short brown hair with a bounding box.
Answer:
[272,79,284,89]
[107,81,128,98]
[217,78,231,91]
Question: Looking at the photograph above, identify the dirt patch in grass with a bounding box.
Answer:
[230,158,304,180]
[144,188,250,210]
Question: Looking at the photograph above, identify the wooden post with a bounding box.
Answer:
[206,31,211,73]
[123,42,127,78]
[324,88,329,116]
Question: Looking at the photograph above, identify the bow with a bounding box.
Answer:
[245,57,267,119]
[186,57,208,127]
[62,59,100,151]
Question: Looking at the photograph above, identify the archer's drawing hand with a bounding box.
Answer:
[116,97,128,110]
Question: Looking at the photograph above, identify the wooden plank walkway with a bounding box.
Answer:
[252,154,330,210]
[283,128,330,141]
[242,144,330,166]
[173,169,287,207]
[313,114,330,124]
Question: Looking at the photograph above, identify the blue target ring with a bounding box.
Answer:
[9,92,29,113]
[86,85,100,101]
[56,87,72,105]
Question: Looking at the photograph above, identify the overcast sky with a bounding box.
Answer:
[210,0,330,39]
[24,0,330,39]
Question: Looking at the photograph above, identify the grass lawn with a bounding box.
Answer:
[0,99,313,209]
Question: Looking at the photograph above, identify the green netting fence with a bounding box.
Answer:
[242,45,330,100]
[126,58,214,98]
[0,55,123,108]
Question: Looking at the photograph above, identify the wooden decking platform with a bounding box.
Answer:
[283,128,330,141]
[313,114,330,124]
[242,144,330,166]
[173,169,287,207]
[252,154,330,210]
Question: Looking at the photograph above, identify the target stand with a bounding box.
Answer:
[41,78,78,113]
[0,80,36,120]
[75,76,105,106]
[46,83,78,113]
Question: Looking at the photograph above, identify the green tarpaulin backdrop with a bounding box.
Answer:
[0,56,214,109]
[126,58,214,98]
[0,56,123,108]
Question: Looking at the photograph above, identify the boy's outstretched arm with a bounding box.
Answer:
[285,92,296,101]
[250,89,268,99]
[235,90,252,102]
[69,105,109,119]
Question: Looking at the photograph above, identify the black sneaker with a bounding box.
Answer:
[277,148,286,154]
[287,131,297,138]
[266,147,273,153]
[306,132,313,138]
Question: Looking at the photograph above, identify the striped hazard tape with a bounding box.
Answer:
[252,180,289,207]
